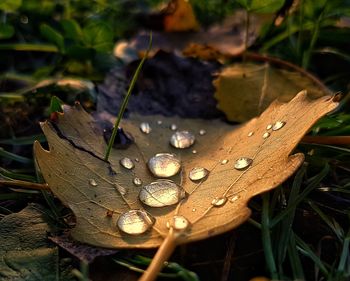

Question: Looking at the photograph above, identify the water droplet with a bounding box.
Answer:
[192,208,196,212]
[148,153,181,178]
[157,120,163,125]
[263,132,270,139]
[139,179,186,207]
[117,210,155,235]
[120,157,134,170]
[135,158,139,162]
[133,177,142,186]
[192,150,197,154]
[211,197,227,207]
[170,131,195,149]
[166,215,190,231]
[234,157,253,170]
[189,167,209,181]
[248,131,254,137]
[221,159,229,165]
[89,179,98,187]
[272,121,286,131]
[199,129,206,135]
[266,124,273,130]
[140,122,151,134]
[230,195,239,202]
[170,124,177,131]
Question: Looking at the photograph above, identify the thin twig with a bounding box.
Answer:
[301,136,350,145]
[0,179,49,190]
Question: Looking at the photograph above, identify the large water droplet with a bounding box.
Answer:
[120,157,134,170]
[189,167,209,181]
[266,124,272,130]
[199,129,206,136]
[140,122,151,134]
[211,197,227,207]
[148,153,181,178]
[272,121,286,131]
[166,215,190,231]
[139,180,186,207]
[170,131,195,149]
[263,132,270,139]
[221,159,229,165]
[117,210,155,235]
[133,177,142,186]
[234,157,253,170]
[170,124,177,131]
[89,179,98,187]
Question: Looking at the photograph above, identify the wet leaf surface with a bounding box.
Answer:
[34,91,337,249]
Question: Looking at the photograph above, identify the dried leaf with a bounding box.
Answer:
[214,63,330,122]
[34,91,337,252]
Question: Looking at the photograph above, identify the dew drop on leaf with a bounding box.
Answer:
[157,120,162,125]
[170,124,177,131]
[221,159,229,165]
[234,157,253,170]
[170,131,195,149]
[89,179,98,187]
[139,180,186,207]
[199,129,206,136]
[230,195,240,202]
[140,122,151,134]
[133,177,142,186]
[120,157,135,170]
[189,167,209,181]
[167,215,190,231]
[192,150,197,154]
[148,153,181,178]
[117,210,155,235]
[248,131,254,137]
[263,132,270,139]
[272,121,286,131]
[266,124,272,130]
[211,197,227,207]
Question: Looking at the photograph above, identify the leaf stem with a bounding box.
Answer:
[139,228,178,281]
[0,179,49,190]
[104,32,152,161]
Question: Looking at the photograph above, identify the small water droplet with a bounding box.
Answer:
[135,158,139,162]
[266,124,273,130]
[221,159,229,165]
[272,121,286,131]
[248,131,254,137]
[120,157,134,170]
[140,122,151,134]
[263,132,270,139]
[89,179,98,187]
[170,124,177,131]
[20,15,29,24]
[199,129,206,136]
[211,197,227,207]
[170,131,195,149]
[234,157,253,170]
[133,177,142,186]
[189,167,209,181]
[192,150,197,154]
[117,210,155,235]
[148,153,181,178]
[139,180,186,207]
[157,120,163,125]
[166,215,190,231]
[192,208,196,212]
[230,195,239,202]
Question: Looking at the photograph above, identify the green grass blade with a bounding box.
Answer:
[0,43,58,52]
[0,147,33,164]
[337,230,350,272]
[288,231,305,280]
[0,134,46,145]
[0,167,37,182]
[104,32,152,161]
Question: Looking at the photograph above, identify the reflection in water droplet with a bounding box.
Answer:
[133,177,142,186]
[89,179,98,186]
[120,157,134,170]
[272,121,286,131]
[230,195,239,202]
[199,129,206,136]
[167,215,190,231]
[140,122,151,134]
[170,124,177,131]
[234,157,253,170]
[211,197,227,207]
[148,153,181,178]
[263,132,270,139]
[266,124,272,130]
[192,150,197,154]
[139,180,185,207]
[189,167,209,181]
[221,159,229,165]
[248,131,254,137]
[117,210,155,235]
[170,131,195,149]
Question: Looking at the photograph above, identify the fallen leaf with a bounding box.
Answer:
[214,62,330,122]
